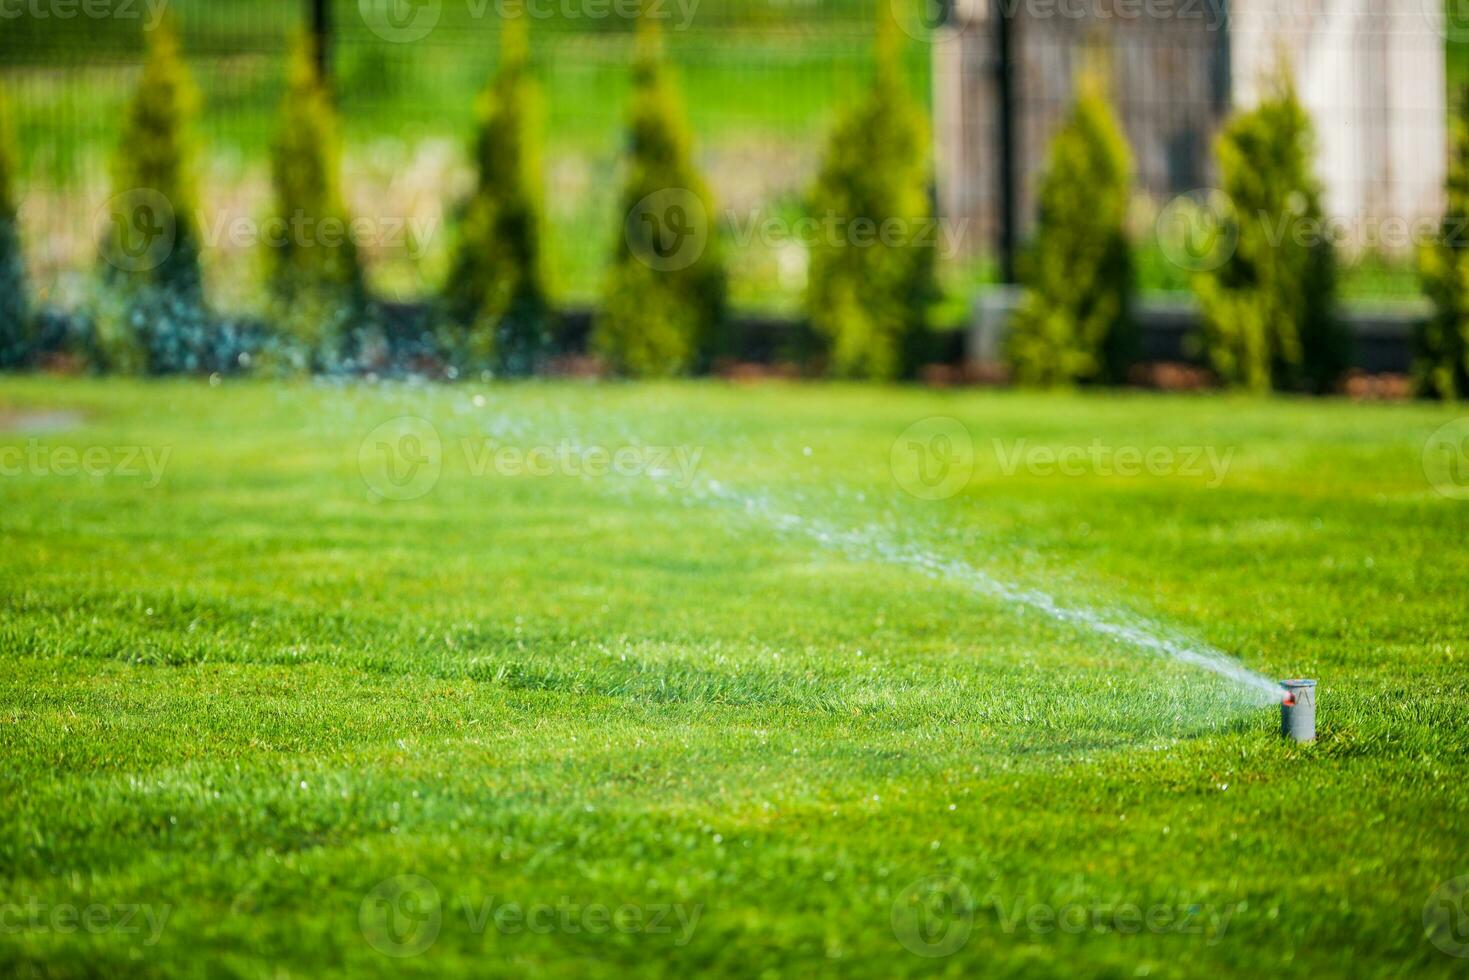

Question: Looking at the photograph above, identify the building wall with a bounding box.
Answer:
[936,0,1447,261]
[1230,0,1446,240]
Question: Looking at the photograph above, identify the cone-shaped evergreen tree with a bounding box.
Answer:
[110,17,202,301]
[805,6,936,380]
[594,14,725,378]
[1418,86,1469,400]
[99,17,208,373]
[268,32,369,367]
[444,17,551,376]
[0,81,30,369]
[1193,67,1344,393]
[1008,72,1135,386]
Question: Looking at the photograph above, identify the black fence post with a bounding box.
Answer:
[311,0,332,82]
[994,0,1017,284]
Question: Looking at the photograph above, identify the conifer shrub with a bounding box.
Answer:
[97,18,210,375]
[1193,69,1345,393]
[0,81,31,369]
[1418,86,1469,400]
[267,32,371,371]
[594,17,725,378]
[443,18,551,377]
[805,10,936,381]
[1007,74,1135,386]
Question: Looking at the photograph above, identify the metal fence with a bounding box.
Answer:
[933,0,1450,298]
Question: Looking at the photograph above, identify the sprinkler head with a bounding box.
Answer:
[1280,680,1317,743]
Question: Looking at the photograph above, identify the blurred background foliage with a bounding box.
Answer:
[2,0,943,319]
[1,1,1466,346]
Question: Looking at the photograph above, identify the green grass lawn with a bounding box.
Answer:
[1,376,1467,978]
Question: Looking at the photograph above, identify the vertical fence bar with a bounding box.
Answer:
[994,0,1018,284]
[311,0,332,82]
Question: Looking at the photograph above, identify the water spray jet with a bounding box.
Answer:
[1279,680,1317,742]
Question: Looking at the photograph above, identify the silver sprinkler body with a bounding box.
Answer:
[1280,680,1317,742]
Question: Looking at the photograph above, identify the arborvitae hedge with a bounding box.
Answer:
[268,32,369,369]
[99,18,208,374]
[594,17,725,378]
[1193,69,1345,393]
[0,81,30,369]
[1008,74,1135,386]
[444,18,551,376]
[805,10,935,381]
[1418,87,1469,400]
